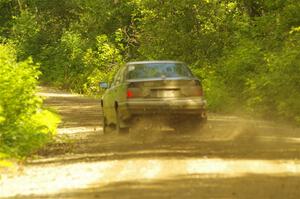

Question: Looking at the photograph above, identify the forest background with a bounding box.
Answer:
[0,0,299,158]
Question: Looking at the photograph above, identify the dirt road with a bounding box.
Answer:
[1,88,300,198]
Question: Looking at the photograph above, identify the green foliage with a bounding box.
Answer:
[82,35,124,95]
[216,39,265,111]
[39,31,123,94]
[12,10,41,59]
[0,44,60,157]
[247,32,300,123]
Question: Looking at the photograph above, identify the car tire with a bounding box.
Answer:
[116,109,129,134]
[103,116,110,134]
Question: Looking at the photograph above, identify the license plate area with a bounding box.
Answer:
[151,89,180,98]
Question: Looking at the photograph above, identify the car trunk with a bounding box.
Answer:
[126,78,203,99]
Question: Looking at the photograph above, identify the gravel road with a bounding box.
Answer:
[1,87,300,199]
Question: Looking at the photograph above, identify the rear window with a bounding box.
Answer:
[126,63,193,80]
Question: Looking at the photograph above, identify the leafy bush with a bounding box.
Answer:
[0,44,60,157]
[38,31,123,95]
[82,35,124,95]
[12,10,41,60]
[246,32,300,123]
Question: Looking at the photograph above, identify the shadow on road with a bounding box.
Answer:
[14,174,300,199]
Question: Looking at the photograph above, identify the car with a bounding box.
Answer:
[100,60,207,134]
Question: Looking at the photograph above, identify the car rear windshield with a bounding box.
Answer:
[126,63,193,80]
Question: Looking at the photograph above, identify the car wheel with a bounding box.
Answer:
[116,109,129,134]
[103,116,110,134]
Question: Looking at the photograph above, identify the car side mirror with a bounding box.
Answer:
[99,82,109,89]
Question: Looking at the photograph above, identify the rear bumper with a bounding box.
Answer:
[118,97,207,117]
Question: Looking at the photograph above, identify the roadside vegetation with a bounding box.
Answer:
[0,43,60,162]
[0,0,299,160]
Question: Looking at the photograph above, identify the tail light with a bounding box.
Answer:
[186,86,203,97]
[127,83,144,98]
[194,80,203,96]
[127,88,143,98]
[194,87,203,96]
[127,90,134,98]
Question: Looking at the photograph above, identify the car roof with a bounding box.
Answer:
[126,60,184,65]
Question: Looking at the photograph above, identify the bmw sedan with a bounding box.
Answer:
[100,61,207,134]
